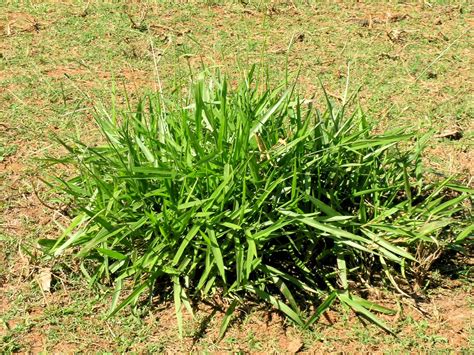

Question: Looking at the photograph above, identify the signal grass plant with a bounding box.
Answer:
[42,68,473,337]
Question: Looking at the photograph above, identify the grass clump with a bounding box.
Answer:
[42,68,473,336]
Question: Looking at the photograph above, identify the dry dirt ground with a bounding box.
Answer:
[0,1,473,352]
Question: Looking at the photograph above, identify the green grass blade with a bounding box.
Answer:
[305,291,337,328]
[218,299,238,340]
[246,285,304,326]
[338,293,394,335]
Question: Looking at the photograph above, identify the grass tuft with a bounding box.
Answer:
[41,68,473,336]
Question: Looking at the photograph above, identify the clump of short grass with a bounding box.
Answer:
[41,68,473,337]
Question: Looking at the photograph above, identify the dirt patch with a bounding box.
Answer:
[0,12,41,36]
[427,144,474,185]
[45,65,155,93]
[45,67,87,79]
[431,292,471,348]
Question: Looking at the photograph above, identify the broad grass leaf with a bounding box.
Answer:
[246,285,304,326]
[337,293,394,335]
[218,299,238,340]
[455,225,474,243]
[305,291,337,328]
